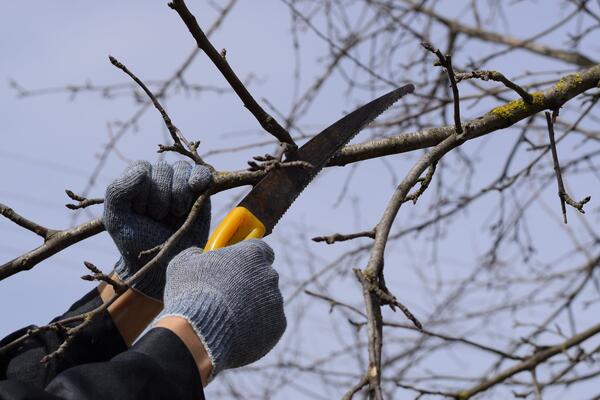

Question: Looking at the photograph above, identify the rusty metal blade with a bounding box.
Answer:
[239,84,414,234]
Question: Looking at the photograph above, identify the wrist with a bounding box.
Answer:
[154,316,213,386]
[156,288,235,377]
[98,274,163,346]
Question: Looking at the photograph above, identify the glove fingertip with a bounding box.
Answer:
[105,160,151,204]
[189,165,212,193]
[173,160,192,171]
[238,239,275,265]
[126,160,152,184]
[171,161,193,217]
[147,161,174,220]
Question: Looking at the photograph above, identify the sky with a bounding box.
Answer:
[1,1,599,398]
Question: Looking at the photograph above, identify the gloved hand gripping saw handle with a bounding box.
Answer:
[203,86,414,252]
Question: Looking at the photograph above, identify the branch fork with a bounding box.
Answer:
[545,111,591,223]
[65,190,103,210]
[421,41,463,137]
[354,269,422,330]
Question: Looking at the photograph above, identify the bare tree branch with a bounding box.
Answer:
[0,202,57,240]
[454,322,600,399]
[456,70,533,104]
[545,111,591,223]
[421,42,463,136]
[404,0,597,67]
[108,55,208,166]
[3,66,597,284]
[168,0,297,151]
[330,65,600,166]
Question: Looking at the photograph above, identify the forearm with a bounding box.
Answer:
[98,274,163,346]
[155,316,213,386]
[100,276,214,385]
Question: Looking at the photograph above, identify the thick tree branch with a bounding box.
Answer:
[0,217,104,280]
[454,322,600,399]
[403,0,597,67]
[2,66,598,281]
[351,133,463,398]
[330,64,600,166]
[0,170,262,281]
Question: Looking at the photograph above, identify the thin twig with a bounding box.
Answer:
[0,314,84,358]
[137,244,163,260]
[405,162,437,204]
[312,229,376,244]
[247,154,313,172]
[80,261,127,293]
[421,41,463,136]
[304,290,366,316]
[64,190,104,210]
[456,70,533,104]
[108,55,206,166]
[341,374,369,400]
[545,111,591,223]
[355,269,422,330]
[306,289,524,360]
[395,382,458,398]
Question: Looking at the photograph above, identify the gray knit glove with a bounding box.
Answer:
[156,239,286,378]
[103,160,212,299]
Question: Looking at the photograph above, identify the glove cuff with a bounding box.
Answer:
[155,290,235,378]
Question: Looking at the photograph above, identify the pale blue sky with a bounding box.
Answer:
[1,1,599,398]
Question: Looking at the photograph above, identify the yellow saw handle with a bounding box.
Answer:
[203,207,266,251]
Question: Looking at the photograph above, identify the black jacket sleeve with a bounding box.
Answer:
[0,329,205,400]
[0,289,127,388]
[0,290,205,400]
